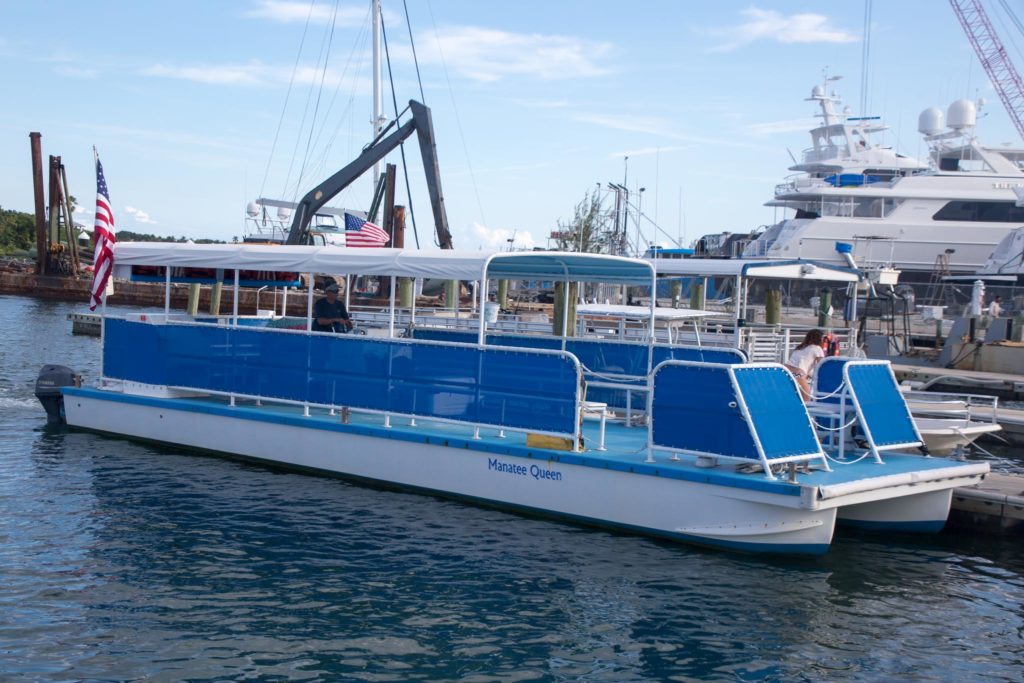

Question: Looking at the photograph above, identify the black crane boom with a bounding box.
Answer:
[286,100,453,248]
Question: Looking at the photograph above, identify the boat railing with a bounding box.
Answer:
[802,145,842,164]
[724,324,857,363]
[901,390,999,426]
[99,315,586,448]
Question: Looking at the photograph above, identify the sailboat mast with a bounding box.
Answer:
[371,0,383,185]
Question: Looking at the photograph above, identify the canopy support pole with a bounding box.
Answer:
[306,273,314,333]
[164,267,171,319]
[477,275,488,346]
[232,269,240,326]
[388,275,396,338]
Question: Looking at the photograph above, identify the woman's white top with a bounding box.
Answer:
[787,344,824,376]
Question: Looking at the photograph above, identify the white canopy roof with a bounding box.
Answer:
[647,258,860,283]
[112,243,656,285]
[577,304,715,320]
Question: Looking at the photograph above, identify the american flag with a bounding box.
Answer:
[344,212,389,248]
[88,150,116,310]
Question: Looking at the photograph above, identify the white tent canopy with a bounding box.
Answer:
[648,258,860,283]
[112,243,656,286]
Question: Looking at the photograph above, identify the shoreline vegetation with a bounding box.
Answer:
[0,207,224,259]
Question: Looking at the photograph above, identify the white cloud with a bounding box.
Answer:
[124,206,156,225]
[73,205,91,214]
[712,8,858,52]
[415,27,611,82]
[742,117,818,136]
[142,61,373,92]
[509,97,571,109]
[575,113,678,138]
[577,111,771,150]
[245,1,399,27]
[54,65,97,79]
[606,145,686,160]
[471,222,535,250]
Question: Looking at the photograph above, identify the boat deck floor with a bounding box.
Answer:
[72,387,987,498]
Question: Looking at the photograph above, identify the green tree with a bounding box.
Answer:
[0,207,36,255]
[556,190,607,253]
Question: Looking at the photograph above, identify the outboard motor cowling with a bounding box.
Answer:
[35,365,80,425]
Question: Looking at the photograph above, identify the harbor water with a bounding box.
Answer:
[2,294,1023,681]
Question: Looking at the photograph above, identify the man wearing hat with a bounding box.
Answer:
[312,282,353,333]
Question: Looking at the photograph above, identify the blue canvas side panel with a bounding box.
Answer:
[103,318,168,385]
[653,345,745,366]
[651,364,760,460]
[846,363,919,447]
[103,321,580,435]
[732,366,820,458]
[815,357,849,404]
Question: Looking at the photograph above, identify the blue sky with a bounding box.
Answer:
[1,1,1022,251]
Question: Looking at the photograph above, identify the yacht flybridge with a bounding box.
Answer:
[41,244,988,555]
[743,81,1024,276]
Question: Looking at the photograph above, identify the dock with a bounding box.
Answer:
[893,363,1024,401]
[950,473,1024,533]
[68,312,101,336]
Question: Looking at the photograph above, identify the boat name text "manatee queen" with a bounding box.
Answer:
[488,458,563,482]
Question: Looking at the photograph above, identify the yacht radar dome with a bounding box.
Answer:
[947,99,977,130]
[811,85,825,98]
[918,107,944,136]
[277,206,292,220]
[246,201,260,218]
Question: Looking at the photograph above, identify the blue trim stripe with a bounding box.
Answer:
[62,387,804,497]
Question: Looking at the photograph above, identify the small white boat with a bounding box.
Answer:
[903,391,1002,455]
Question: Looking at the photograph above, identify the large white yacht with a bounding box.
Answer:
[743,81,1024,278]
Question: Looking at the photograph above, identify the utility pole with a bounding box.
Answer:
[636,187,646,257]
[621,156,629,256]
[29,132,46,276]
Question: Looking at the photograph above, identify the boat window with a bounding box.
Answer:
[933,200,1024,222]
[818,197,903,219]
[939,157,960,171]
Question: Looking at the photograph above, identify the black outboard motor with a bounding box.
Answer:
[35,365,80,425]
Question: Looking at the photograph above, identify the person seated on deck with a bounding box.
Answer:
[784,329,826,402]
[312,283,353,333]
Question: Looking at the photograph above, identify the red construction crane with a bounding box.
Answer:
[950,0,1024,140]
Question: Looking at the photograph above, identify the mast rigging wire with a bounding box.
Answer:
[426,0,488,238]
[381,16,421,248]
[282,0,339,201]
[294,0,341,200]
[859,0,873,116]
[403,0,427,103]
[258,0,315,202]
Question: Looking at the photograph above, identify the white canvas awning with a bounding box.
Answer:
[112,243,656,285]
[648,258,860,283]
[577,304,715,320]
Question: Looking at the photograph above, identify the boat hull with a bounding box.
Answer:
[63,389,837,555]
[835,489,953,533]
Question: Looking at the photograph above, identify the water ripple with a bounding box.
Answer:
[2,294,1024,680]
